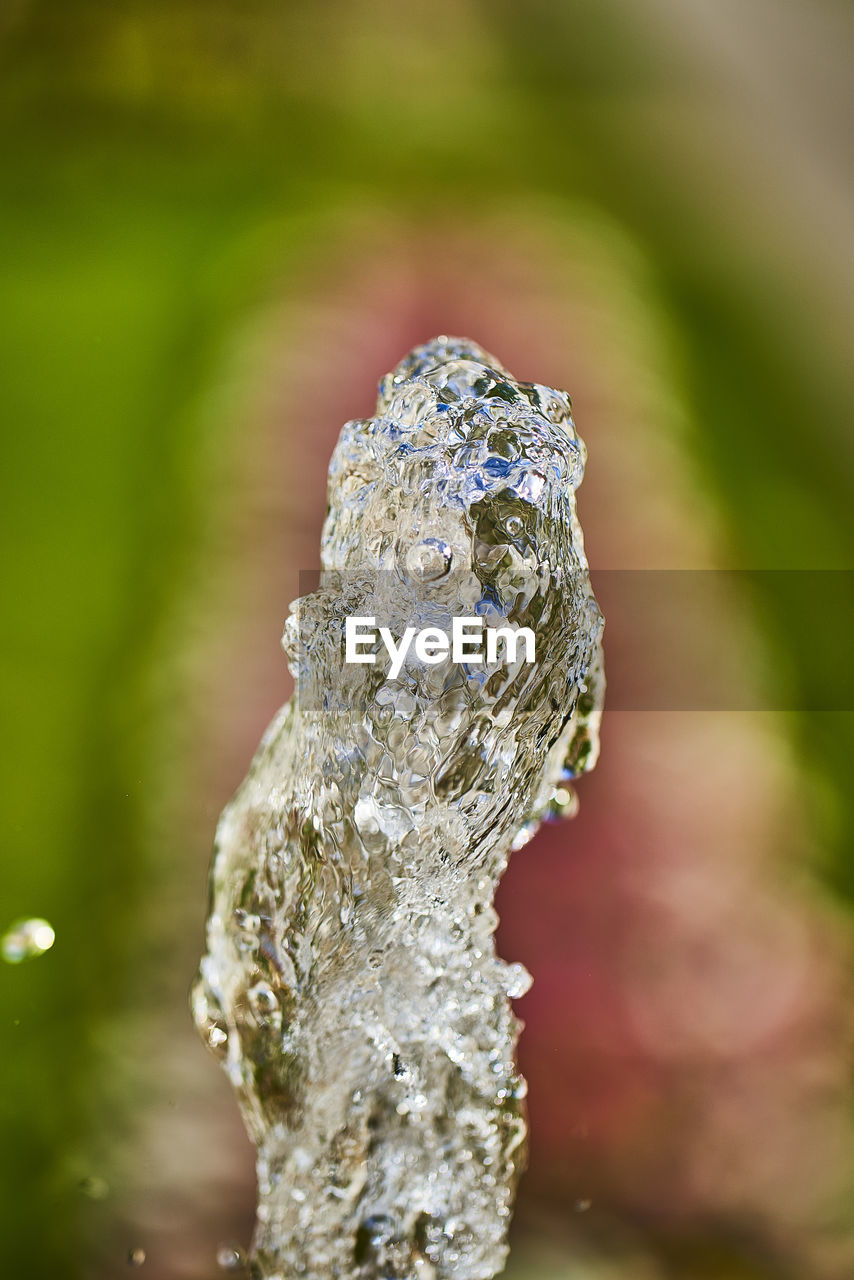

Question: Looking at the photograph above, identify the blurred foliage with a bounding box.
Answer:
[0,1,852,1277]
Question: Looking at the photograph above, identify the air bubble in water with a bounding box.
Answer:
[405,538,452,582]
[2,918,55,963]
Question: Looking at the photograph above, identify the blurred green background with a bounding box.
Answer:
[1,2,853,1278]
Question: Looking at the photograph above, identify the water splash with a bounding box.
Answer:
[194,337,604,1278]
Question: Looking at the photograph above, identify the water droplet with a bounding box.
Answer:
[233,909,261,931]
[2,917,55,963]
[78,1175,109,1200]
[504,962,532,999]
[127,1246,146,1265]
[547,785,578,821]
[510,822,536,851]
[574,1198,592,1213]
[217,1242,246,1269]
[208,1025,228,1050]
[248,982,279,1018]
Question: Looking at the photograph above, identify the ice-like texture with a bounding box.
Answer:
[193,337,604,1279]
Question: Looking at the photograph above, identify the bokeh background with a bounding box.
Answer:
[2,2,853,1278]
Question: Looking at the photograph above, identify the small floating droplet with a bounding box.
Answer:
[78,1175,109,1200]
[2,918,55,964]
[127,1246,146,1265]
[216,1242,246,1270]
[208,1025,228,1050]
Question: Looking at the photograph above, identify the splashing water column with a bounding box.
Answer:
[193,338,604,1278]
